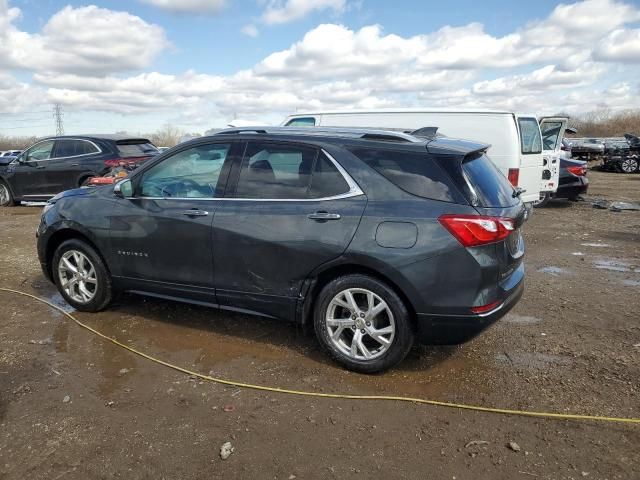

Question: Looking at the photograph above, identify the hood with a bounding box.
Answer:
[0,156,17,166]
[49,187,93,203]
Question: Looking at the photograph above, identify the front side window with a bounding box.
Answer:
[139,143,231,198]
[285,117,316,127]
[25,140,55,162]
[518,118,542,154]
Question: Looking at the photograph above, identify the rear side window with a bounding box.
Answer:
[349,148,464,203]
[117,141,159,158]
[285,117,316,127]
[235,142,318,199]
[462,154,518,207]
[54,139,99,158]
[518,118,542,154]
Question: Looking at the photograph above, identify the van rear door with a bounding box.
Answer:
[539,117,569,196]
[515,116,543,204]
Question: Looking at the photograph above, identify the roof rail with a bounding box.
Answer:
[214,126,423,143]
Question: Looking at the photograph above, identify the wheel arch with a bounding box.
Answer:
[44,228,110,280]
[298,262,418,326]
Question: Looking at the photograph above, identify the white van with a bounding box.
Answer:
[538,117,573,205]
[282,109,562,206]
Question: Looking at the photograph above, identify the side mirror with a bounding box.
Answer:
[113,179,133,198]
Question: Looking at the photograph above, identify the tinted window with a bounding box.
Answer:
[234,142,318,199]
[349,147,463,203]
[54,139,99,158]
[462,154,518,207]
[25,141,55,161]
[309,153,350,198]
[117,141,159,157]
[139,143,231,198]
[286,117,316,127]
[518,118,542,154]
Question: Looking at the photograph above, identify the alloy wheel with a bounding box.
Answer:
[620,157,638,173]
[57,250,98,304]
[326,288,395,361]
[0,184,10,206]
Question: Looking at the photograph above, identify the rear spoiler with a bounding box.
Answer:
[115,138,151,145]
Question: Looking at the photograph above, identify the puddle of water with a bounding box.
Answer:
[571,252,584,256]
[622,279,640,287]
[580,243,611,248]
[495,352,572,369]
[503,314,542,325]
[592,258,633,273]
[537,266,568,276]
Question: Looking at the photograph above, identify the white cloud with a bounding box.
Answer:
[261,0,346,25]
[594,29,640,63]
[0,3,168,75]
[139,0,226,14]
[241,24,260,37]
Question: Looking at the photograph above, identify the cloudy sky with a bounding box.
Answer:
[1,0,639,136]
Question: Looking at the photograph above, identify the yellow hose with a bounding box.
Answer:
[3,287,639,425]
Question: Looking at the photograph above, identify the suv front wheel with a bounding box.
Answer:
[52,239,113,312]
[314,275,414,373]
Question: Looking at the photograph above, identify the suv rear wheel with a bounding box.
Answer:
[619,157,639,173]
[314,275,414,373]
[52,239,113,312]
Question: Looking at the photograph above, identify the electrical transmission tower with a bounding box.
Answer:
[53,104,64,136]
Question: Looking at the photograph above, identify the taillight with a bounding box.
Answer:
[438,214,515,247]
[566,165,587,176]
[104,158,124,168]
[507,168,519,187]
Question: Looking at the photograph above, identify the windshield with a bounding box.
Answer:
[117,141,159,158]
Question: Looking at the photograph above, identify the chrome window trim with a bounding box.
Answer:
[22,138,102,162]
[133,149,364,202]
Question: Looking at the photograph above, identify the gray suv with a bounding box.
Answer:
[36,127,525,372]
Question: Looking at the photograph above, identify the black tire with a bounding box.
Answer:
[0,181,16,207]
[313,274,414,373]
[52,239,113,312]
[534,192,551,208]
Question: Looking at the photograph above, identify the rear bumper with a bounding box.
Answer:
[415,268,524,345]
[554,177,588,199]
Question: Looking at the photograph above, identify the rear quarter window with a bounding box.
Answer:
[349,147,465,203]
[462,154,518,207]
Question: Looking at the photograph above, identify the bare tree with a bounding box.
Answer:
[149,124,184,147]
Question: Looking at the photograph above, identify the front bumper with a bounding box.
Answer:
[415,270,524,345]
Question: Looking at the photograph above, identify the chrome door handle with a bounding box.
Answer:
[308,212,341,221]
[182,209,209,217]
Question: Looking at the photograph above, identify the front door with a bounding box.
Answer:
[539,117,569,195]
[213,141,367,321]
[109,141,238,302]
[11,140,56,198]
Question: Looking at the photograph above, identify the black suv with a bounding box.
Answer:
[36,127,525,372]
[0,135,158,206]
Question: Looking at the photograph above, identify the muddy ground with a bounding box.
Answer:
[0,170,639,480]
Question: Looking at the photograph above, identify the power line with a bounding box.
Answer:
[0,124,53,130]
[0,110,52,115]
[53,104,64,136]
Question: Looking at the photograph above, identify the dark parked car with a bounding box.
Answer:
[570,138,605,161]
[555,158,589,200]
[36,127,526,372]
[0,135,158,206]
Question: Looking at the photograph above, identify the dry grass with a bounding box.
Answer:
[566,109,640,138]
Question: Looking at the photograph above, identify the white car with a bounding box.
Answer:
[283,109,555,208]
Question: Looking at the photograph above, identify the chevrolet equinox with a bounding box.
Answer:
[37,127,525,372]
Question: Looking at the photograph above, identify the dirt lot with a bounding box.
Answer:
[0,170,638,480]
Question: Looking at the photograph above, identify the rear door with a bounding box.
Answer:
[212,140,366,321]
[539,117,569,195]
[48,139,103,191]
[515,116,543,204]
